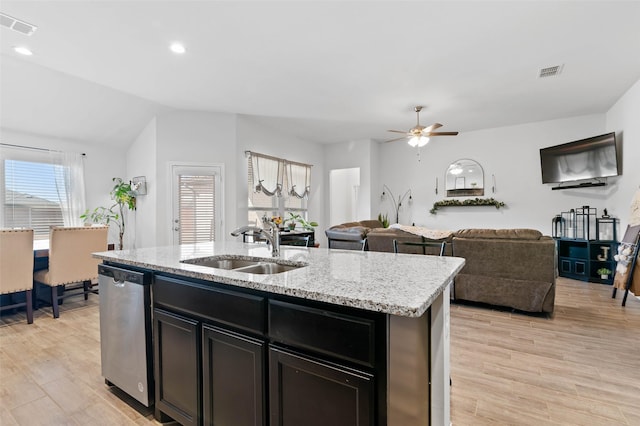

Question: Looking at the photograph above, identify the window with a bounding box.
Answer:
[246,152,311,225]
[1,146,86,240]
[248,154,280,224]
[178,174,216,244]
[171,163,223,245]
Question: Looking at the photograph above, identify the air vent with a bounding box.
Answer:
[0,12,37,36]
[539,65,563,78]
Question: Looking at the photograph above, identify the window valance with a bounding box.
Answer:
[246,151,312,199]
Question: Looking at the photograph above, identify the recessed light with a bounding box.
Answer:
[169,42,186,54]
[14,46,33,56]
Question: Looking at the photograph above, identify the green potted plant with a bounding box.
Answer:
[596,267,612,280]
[377,213,390,228]
[286,212,318,231]
[81,177,136,250]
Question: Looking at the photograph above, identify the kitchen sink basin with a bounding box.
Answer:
[182,257,260,270]
[232,263,300,274]
[181,255,307,274]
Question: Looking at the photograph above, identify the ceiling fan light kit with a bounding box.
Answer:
[408,136,430,147]
[386,105,459,147]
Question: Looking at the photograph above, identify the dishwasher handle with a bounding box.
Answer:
[98,264,150,286]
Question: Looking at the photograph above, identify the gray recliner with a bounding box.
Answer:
[325,220,383,250]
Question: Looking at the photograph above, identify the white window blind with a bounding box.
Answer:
[3,159,65,239]
[178,174,216,244]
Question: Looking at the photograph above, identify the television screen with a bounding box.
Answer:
[540,132,619,184]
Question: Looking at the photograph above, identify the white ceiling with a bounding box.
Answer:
[1,1,640,147]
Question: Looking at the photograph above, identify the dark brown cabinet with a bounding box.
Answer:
[154,308,201,426]
[202,325,265,426]
[269,347,374,426]
[153,274,382,426]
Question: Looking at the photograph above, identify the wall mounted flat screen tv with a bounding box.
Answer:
[540,132,620,184]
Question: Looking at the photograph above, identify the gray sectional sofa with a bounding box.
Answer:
[326,223,556,313]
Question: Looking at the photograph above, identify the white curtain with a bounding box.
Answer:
[630,188,640,226]
[50,151,86,226]
[287,162,310,199]
[251,153,283,197]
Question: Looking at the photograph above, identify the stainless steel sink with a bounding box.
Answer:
[181,255,307,274]
[232,263,300,274]
[182,257,260,270]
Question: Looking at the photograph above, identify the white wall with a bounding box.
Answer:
[0,128,127,245]
[154,110,237,246]
[236,115,325,245]
[606,78,640,232]
[375,114,616,234]
[122,112,324,247]
[324,139,377,224]
[126,118,157,248]
[330,168,360,225]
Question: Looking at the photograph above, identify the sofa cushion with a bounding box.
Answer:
[453,228,543,240]
[454,274,555,313]
[359,220,384,229]
[325,226,369,242]
[366,228,454,255]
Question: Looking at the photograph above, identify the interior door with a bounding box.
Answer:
[171,164,223,245]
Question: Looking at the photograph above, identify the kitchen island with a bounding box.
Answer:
[94,241,465,426]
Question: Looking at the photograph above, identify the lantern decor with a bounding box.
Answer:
[552,215,564,239]
[575,205,597,240]
[561,209,576,239]
[596,213,619,242]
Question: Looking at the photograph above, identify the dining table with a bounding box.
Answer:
[33,239,50,271]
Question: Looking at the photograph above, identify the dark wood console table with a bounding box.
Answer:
[243,229,316,247]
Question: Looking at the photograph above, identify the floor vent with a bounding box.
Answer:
[539,65,563,78]
[0,12,37,36]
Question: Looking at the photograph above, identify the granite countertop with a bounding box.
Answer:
[94,241,465,318]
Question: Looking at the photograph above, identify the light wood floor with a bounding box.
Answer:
[451,278,640,425]
[0,278,639,425]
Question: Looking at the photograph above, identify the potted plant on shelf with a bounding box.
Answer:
[81,177,136,250]
[286,213,318,231]
[597,267,612,280]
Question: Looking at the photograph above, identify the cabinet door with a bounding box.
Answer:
[154,308,201,426]
[269,346,374,426]
[202,325,265,426]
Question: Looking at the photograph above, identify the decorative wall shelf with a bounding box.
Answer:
[430,198,506,214]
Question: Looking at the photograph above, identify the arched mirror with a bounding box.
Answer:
[445,159,484,197]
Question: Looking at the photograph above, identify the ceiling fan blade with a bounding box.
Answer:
[422,123,443,133]
[384,137,408,143]
[426,131,459,136]
[387,129,409,134]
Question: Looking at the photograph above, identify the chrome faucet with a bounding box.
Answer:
[231,219,280,257]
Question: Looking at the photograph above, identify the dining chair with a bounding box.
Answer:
[327,237,368,251]
[0,229,35,324]
[393,239,446,256]
[33,226,108,318]
[280,235,311,247]
[242,230,266,243]
[392,236,450,387]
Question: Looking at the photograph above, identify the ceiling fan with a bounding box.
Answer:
[385,106,459,147]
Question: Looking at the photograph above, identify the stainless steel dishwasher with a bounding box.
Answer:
[98,264,153,407]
